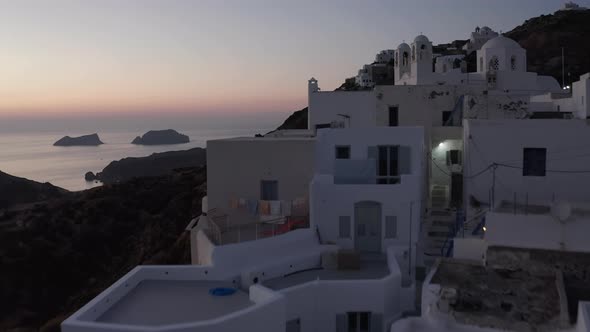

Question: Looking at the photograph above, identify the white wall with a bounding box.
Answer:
[210,229,321,273]
[308,90,376,129]
[464,119,590,206]
[375,85,463,129]
[280,248,409,332]
[195,228,215,265]
[207,137,315,219]
[453,238,487,262]
[485,211,590,253]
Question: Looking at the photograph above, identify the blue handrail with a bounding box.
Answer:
[440,209,465,257]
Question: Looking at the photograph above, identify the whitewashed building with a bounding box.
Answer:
[462,26,499,54]
[310,127,424,279]
[375,49,395,64]
[355,64,375,88]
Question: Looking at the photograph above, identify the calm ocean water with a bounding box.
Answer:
[0,115,282,191]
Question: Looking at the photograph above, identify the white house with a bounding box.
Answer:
[462,26,499,54]
[356,64,376,88]
[310,127,424,279]
[531,73,590,119]
[375,49,395,64]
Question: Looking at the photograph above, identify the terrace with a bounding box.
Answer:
[96,280,253,326]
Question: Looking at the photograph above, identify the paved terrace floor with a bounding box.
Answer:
[263,259,390,290]
[97,280,253,326]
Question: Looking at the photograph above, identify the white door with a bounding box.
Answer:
[354,201,382,252]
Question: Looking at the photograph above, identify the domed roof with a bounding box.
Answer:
[414,35,430,43]
[481,35,522,50]
[397,42,411,50]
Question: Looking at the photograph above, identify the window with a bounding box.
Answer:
[286,318,301,332]
[442,111,452,125]
[335,146,351,159]
[510,55,517,71]
[388,106,399,126]
[377,145,399,184]
[489,56,499,71]
[446,150,462,165]
[260,180,278,200]
[523,148,546,177]
[341,312,371,332]
[411,45,416,61]
[339,216,351,238]
[402,52,408,66]
[385,216,397,238]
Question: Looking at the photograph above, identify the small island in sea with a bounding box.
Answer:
[131,129,189,145]
[53,133,104,146]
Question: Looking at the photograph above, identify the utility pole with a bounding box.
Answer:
[562,47,566,88]
[491,163,497,209]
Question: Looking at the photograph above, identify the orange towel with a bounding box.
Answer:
[259,200,271,215]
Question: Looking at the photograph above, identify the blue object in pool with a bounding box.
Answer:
[209,287,237,296]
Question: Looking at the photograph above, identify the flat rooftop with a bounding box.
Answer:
[495,200,590,216]
[430,247,590,331]
[431,260,562,331]
[96,280,253,326]
[263,259,389,290]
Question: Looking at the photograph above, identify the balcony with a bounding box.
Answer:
[333,159,401,185]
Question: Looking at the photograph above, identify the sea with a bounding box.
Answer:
[0,113,286,191]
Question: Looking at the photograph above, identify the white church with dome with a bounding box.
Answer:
[394,34,562,93]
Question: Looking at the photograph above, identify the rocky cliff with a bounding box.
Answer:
[0,167,206,331]
[86,147,206,184]
[53,134,104,146]
[505,9,590,85]
[0,171,68,210]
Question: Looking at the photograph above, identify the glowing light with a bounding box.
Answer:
[482,226,487,232]
[438,142,446,148]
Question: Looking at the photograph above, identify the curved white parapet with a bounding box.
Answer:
[61,266,285,332]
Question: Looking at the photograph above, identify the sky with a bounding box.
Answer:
[0,0,585,119]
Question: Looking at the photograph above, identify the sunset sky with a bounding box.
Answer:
[0,0,580,118]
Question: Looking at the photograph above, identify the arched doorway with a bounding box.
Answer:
[354,201,382,252]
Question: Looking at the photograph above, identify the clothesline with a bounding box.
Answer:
[229,197,308,217]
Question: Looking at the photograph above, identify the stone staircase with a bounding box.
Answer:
[423,208,456,258]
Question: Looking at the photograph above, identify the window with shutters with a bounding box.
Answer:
[523,148,546,176]
[336,146,351,159]
[377,146,399,184]
[385,216,397,238]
